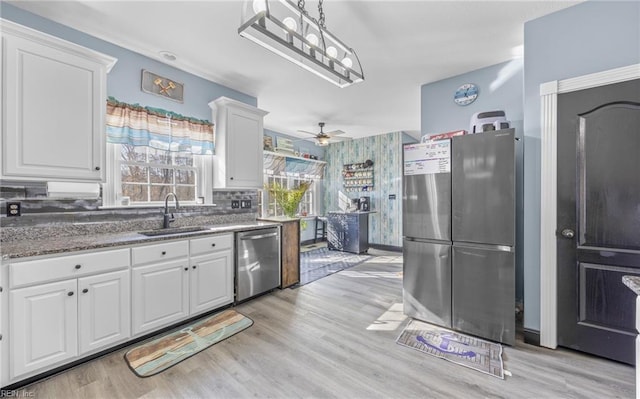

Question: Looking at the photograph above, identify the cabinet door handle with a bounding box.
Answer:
[230,177,234,180]
[211,243,216,247]
[95,166,101,171]
[68,291,74,296]
[162,251,167,255]
[82,288,89,294]
[75,264,82,269]
[192,265,197,269]
[184,267,188,271]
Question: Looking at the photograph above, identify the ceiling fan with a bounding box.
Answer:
[297,122,352,146]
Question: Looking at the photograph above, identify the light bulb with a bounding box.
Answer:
[326,46,338,58]
[342,57,353,69]
[283,17,297,32]
[252,0,267,14]
[306,33,319,47]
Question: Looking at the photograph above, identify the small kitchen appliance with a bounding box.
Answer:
[358,196,370,211]
[470,110,510,134]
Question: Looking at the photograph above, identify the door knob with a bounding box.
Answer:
[561,228,575,239]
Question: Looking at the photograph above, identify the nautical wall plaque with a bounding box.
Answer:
[141,70,184,103]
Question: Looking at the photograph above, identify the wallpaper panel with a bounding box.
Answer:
[323,132,403,247]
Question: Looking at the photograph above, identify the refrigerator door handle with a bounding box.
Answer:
[404,237,452,245]
[453,241,514,252]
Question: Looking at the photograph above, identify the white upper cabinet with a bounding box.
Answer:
[1,20,117,182]
[209,97,268,189]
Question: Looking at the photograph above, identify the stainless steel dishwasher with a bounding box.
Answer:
[235,227,281,302]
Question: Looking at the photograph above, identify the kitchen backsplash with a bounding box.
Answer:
[0,182,259,242]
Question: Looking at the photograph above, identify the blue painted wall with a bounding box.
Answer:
[421,60,525,304]
[1,3,256,122]
[421,61,524,137]
[523,1,640,332]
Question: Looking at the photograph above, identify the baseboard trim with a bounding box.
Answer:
[369,244,402,252]
[523,328,541,346]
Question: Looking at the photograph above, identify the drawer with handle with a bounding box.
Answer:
[132,240,189,266]
[9,248,130,288]
[190,234,232,256]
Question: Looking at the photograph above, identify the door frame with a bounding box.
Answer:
[539,63,640,348]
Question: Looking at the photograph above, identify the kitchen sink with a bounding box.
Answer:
[138,226,208,236]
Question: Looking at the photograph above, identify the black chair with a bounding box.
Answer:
[314,216,327,243]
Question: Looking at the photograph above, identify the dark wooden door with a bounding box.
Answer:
[557,78,640,365]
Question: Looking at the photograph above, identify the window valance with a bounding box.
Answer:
[264,152,326,180]
[106,97,214,155]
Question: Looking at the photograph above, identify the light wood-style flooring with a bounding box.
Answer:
[22,249,634,398]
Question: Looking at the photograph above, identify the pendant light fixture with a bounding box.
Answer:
[239,0,364,88]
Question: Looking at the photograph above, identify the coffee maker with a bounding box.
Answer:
[358,196,370,211]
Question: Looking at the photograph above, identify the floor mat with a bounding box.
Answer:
[396,319,505,379]
[124,309,253,377]
[299,246,372,285]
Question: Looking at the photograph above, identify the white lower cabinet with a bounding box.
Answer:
[131,234,234,335]
[132,259,190,335]
[190,251,233,315]
[6,248,131,382]
[78,270,130,354]
[3,232,237,387]
[10,279,78,378]
[10,269,131,378]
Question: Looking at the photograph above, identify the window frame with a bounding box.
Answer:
[260,174,318,218]
[104,143,213,207]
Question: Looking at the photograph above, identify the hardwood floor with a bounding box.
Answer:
[22,250,634,398]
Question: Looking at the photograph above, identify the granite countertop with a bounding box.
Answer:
[1,221,280,260]
[623,276,640,296]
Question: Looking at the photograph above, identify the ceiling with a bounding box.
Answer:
[7,0,580,140]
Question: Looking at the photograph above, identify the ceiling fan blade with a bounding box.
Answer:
[325,130,346,137]
[292,137,316,142]
[296,130,319,136]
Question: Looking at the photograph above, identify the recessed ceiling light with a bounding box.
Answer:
[159,51,177,62]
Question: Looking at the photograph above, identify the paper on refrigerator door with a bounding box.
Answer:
[403,140,451,175]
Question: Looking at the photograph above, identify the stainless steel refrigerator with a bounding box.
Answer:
[403,129,515,345]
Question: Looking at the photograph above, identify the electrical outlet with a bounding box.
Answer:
[231,200,240,209]
[6,202,21,217]
[240,200,251,209]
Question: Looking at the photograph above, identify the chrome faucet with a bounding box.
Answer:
[163,192,180,228]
